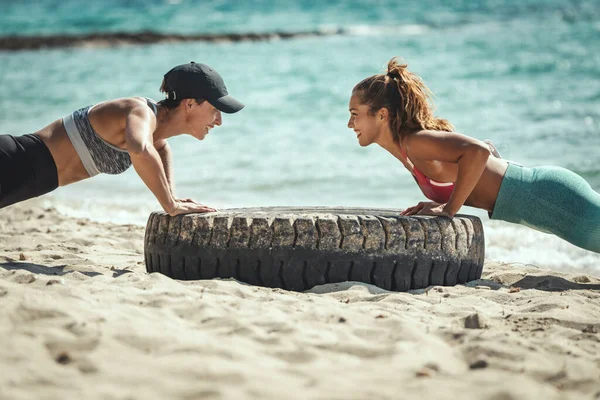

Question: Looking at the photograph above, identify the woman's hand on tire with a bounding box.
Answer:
[168,199,217,216]
[400,201,452,217]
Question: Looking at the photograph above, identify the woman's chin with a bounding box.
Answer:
[192,131,208,140]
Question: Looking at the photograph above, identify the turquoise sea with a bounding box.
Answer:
[1,0,599,274]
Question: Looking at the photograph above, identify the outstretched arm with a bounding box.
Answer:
[154,139,175,197]
[125,104,215,215]
[401,130,490,217]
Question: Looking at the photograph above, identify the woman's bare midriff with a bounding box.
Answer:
[464,157,509,212]
[34,119,91,186]
[32,98,141,187]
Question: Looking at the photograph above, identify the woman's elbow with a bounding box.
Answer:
[460,142,490,164]
[128,142,154,159]
[472,141,491,159]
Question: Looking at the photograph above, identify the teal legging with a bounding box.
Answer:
[490,164,600,253]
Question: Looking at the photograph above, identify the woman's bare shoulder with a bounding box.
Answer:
[403,129,449,147]
[409,129,475,144]
[92,97,153,121]
[104,97,150,110]
[404,129,481,160]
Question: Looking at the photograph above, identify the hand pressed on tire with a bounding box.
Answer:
[169,199,217,216]
[400,201,453,217]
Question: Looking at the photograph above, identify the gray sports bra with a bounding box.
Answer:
[62,98,158,177]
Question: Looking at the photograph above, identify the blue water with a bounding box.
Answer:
[1,0,599,274]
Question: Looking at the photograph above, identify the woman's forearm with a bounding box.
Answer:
[157,142,175,196]
[129,147,177,213]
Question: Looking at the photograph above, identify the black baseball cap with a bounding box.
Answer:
[163,62,244,114]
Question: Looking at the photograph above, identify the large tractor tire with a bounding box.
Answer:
[144,207,485,292]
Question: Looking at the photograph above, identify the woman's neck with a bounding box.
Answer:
[375,126,405,161]
[153,107,185,141]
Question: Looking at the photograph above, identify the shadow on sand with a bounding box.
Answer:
[0,262,133,279]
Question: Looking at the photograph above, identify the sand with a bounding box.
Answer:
[1,199,599,400]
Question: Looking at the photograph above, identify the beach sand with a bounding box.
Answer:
[1,199,599,400]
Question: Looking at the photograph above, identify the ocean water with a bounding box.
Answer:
[1,0,599,275]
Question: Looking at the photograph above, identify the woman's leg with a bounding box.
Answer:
[534,166,600,253]
[0,134,59,208]
[491,164,600,253]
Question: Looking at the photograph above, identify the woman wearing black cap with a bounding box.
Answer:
[0,62,244,216]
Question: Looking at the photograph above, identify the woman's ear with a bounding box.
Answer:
[378,108,389,121]
[180,98,194,113]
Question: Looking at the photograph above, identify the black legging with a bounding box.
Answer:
[0,134,58,209]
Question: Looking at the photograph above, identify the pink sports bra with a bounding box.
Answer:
[399,145,455,204]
